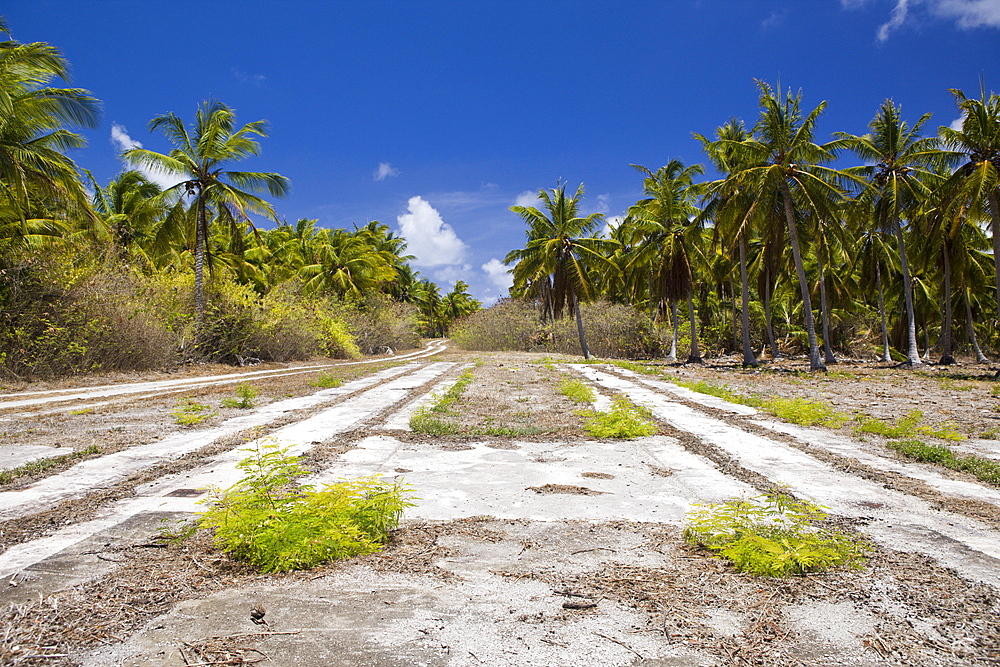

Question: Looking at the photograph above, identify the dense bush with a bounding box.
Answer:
[452,298,663,359]
[0,249,419,379]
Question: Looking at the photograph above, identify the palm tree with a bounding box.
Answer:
[0,19,99,251]
[720,81,852,371]
[505,183,616,359]
[837,99,946,366]
[937,86,1000,320]
[624,160,706,363]
[300,228,396,299]
[697,118,759,366]
[123,100,290,329]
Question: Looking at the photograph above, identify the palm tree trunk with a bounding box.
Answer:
[891,215,921,367]
[762,271,779,359]
[966,290,989,363]
[818,254,837,365]
[572,292,592,360]
[666,300,678,362]
[686,291,702,363]
[939,246,955,365]
[876,263,892,363]
[194,192,207,333]
[738,234,757,367]
[990,190,1000,322]
[780,181,824,371]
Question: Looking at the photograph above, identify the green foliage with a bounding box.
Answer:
[69,407,93,415]
[430,370,475,412]
[683,493,866,577]
[222,383,258,409]
[580,394,657,439]
[409,409,461,435]
[312,372,343,388]
[559,378,595,403]
[172,399,216,425]
[0,445,100,485]
[761,397,848,427]
[199,442,415,573]
[855,410,965,440]
[672,379,759,406]
[888,439,1000,486]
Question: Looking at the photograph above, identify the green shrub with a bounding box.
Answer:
[453,298,663,359]
[222,383,258,409]
[173,399,216,425]
[559,378,595,403]
[888,439,1000,485]
[580,394,657,439]
[856,410,965,441]
[762,397,848,427]
[199,442,415,572]
[312,372,343,388]
[683,493,866,577]
[409,409,462,435]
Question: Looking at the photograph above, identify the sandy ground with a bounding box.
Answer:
[1,344,999,666]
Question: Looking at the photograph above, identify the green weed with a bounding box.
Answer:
[222,383,258,409]
[762,397,848,428]
[69,407,93,415]
[312,372,343,388]
[559,378,596,403]
[0,445,100,485]
[683,493,866,577]
[172,399,216,425]
[855,410,965,441]
[409,409,462,435]
[580,394,657,439]
[199,442,415,573]
[888,439,1000,486]
[610,360,661,375]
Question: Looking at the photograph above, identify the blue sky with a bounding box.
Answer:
[5,0,999,303]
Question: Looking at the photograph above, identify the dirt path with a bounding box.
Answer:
[2,347,999,666]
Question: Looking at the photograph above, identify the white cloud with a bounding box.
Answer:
[431,264,474,288]
[112,123,187,190]
[514,190,541,208]
[877,0,912,41]
[761,10,787,29]
[595,193,611,215]
[935,0,1000,27]
[396,196,468,267]
[374,162,399,181]
[950,113,966,130]
[853,0,1000,41]
[232,68,266,86]
[482,258,514,293]
[600,215,625,239]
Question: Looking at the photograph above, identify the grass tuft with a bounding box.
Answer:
[0,445,100,485]
[855,410,965,441]
[888,439,1000,486]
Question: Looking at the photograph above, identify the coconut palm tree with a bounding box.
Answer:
[505,183,616,359]
[123,100,289,329]
[624,160,706,363]
[937,86,1000,320]
[0,19,99,251]
[837,99,946,367]
[720,81,852,371]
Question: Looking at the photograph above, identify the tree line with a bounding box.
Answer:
[506,80,1000,370]
[0,18,478,375]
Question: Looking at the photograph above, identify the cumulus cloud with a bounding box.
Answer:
[950,113,967,130]
[600,215,625,239]
[232,68,266,86]
[396,196,468,267]
[482,258,514,293]
[514,190,541,208]
[111,123,186,190]
[877,0,913,41]
[374,162,399,181]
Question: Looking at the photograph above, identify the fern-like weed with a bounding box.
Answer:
[222,383,258,409]
[199,442,416,572]
[684,493,866,577]
[580,394,657,439]
[559,378,595,403]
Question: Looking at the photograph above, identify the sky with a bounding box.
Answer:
[4,0,1000,304]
